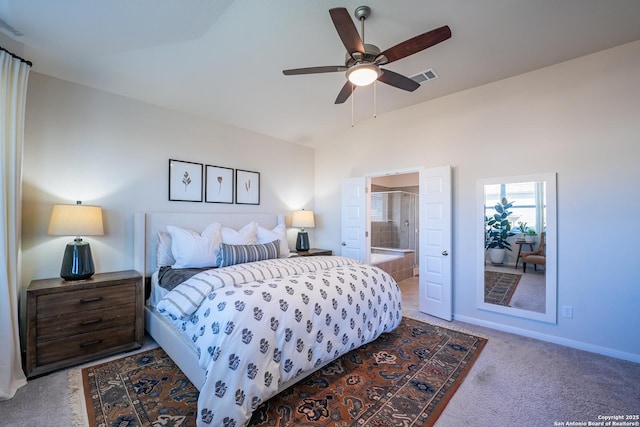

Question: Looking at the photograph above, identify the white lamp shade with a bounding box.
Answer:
[291,210,315,229]
[48,204,104,236]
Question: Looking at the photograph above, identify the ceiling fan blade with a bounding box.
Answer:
[378,69,420,92]
[335,81,355,104]
[377,25,451,65]
[283,66,348,75]
[329,7,364,57]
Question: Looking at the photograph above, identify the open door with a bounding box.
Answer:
[340,177,369,262]
[419,166,452,320]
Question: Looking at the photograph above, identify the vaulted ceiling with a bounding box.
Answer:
[2,0,640,146]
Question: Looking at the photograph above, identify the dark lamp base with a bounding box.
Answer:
[60,239,96,281]
[296,231,310,252]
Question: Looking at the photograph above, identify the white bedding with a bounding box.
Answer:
[155,256,402,426]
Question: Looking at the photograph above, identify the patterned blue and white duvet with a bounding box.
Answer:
[157,256,402,426]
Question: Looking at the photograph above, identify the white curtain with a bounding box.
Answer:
[0,48,30,400]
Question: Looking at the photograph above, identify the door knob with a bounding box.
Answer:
[442,250,449,256]
[341,242,346,246]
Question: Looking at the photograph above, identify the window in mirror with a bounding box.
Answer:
[484,182,546,236]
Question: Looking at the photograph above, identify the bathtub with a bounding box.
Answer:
[370,247,415,282]
[370,252,403,264]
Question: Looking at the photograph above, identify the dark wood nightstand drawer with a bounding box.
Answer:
[36,283,135,318]
[37,303,136,341]
[36,326,136,366]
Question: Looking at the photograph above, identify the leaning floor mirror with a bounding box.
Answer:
[476,173,557,323]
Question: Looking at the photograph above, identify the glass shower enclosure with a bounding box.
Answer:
[370,191,419,265]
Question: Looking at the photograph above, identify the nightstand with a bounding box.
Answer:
[293,248,333,257]
[25,270,143,378]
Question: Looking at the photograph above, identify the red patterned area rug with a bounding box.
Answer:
[82,317,486,427]
[484,270,522,306]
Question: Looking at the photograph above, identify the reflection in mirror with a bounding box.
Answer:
[477,173,557,323]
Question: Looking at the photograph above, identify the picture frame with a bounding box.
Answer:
[235,169,260,205]
[168,159,203,202]
[205,165,234,204]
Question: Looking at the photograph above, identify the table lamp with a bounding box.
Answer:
[291,209,315,251]
[47,201,104,280]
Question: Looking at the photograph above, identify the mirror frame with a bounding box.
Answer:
[476,173,557,323]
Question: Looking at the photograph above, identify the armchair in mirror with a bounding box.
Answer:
[476,173,557,323]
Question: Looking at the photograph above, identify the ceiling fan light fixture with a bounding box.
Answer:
[346,63,380,86]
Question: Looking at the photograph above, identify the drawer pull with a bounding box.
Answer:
[80,296,103,304]
[80,318,102,326]
[80,340,103,348]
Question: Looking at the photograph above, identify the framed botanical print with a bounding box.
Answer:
[205,165,234,204]
[235,169,260,205]
[168,159,203,202]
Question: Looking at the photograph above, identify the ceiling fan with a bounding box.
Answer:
[282,6,451,104]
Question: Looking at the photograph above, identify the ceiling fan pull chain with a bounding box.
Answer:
[351,83,355,127]
[373,80,377,118]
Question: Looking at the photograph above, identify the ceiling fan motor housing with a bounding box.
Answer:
[345,43,381,67]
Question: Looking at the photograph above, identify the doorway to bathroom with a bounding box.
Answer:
[370,173,419,282]
[341,165,452,320]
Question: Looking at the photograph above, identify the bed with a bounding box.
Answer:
[133,212,402,426]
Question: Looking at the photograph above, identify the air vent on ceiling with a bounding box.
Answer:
[410,68,439,84]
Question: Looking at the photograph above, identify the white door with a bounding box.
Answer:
[419,166,453,320]
[341,177,369,262]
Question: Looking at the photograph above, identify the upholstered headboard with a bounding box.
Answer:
[133,212,284,278]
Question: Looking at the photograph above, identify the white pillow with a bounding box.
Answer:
[257,223,289,258]
[221,221,258,245]
[156,231,175,268]
[167,223,222,269]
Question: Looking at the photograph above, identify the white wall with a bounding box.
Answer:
[22,73,315,286]
[314,41,640,360]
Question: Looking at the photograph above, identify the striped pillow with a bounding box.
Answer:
[219,240,280,267]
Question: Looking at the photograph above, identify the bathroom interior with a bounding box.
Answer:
[370,173,419,283]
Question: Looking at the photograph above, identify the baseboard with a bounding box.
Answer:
[453,314,640,364]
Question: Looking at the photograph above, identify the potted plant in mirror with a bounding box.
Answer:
[485,197,516,265]
[525,228,537,243]
[517,221,528,241]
